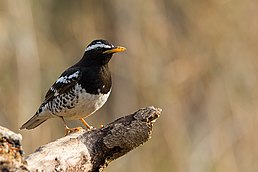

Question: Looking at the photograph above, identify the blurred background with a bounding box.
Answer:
[0,0,258,171]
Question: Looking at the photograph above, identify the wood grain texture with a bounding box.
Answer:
[0,107,161,172]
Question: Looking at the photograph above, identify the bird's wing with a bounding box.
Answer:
[44,68,82,102]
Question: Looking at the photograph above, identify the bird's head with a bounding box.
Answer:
[81,39,126,66]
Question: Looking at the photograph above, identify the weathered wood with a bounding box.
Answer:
[0,106,161,172]
[0,126,29,171]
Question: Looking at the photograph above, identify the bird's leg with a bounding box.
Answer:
[80,118,94,130]
[60,117,82,135]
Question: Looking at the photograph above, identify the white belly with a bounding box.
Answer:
[56,84,111,120]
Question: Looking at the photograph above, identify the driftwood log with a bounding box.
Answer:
[0,106,161,172]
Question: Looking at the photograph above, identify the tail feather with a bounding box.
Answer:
[20,114,48,130]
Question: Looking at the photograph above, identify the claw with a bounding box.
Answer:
[80,118,94,130]
[65,126,83,135]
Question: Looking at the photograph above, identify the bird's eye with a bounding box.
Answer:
[95,47,104,52]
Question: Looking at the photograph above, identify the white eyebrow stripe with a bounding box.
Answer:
[85,43,113,51]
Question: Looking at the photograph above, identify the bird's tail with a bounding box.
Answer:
[20,114,48,130]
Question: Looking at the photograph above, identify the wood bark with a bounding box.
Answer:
[0,106,161,172]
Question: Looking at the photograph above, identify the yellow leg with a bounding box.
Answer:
[61,117,82,135]
[80,118,93,130]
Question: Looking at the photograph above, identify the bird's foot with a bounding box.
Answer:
[65,126,83,135]
[80,118,94,130]
[88,125,94,130]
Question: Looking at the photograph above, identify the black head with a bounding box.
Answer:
[79,39,126,66]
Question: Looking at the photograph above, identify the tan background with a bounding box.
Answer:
[0,0,258,171]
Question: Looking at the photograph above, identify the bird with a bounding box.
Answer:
[20,39,126,134]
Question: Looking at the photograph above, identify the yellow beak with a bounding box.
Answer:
[103,46,126,54]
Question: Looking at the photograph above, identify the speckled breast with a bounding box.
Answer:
[48,83,111,119]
